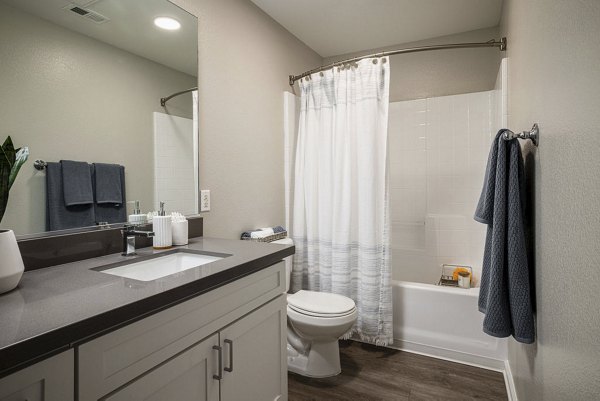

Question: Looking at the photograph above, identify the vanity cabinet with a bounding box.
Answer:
[78,261,287,401]
[0,260,287,401]
[0,350,74,401]
[105,296,287,401]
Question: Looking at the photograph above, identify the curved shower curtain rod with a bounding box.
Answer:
[288,37,507,86]
[160,86,198,107]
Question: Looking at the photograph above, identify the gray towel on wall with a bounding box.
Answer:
[93,165,127,224]
[60,160,94,206]
[93,163,123,204]
[46,162,96,231]
[474,130,534,344]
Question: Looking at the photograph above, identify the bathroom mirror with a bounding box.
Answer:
[0,0,199,236]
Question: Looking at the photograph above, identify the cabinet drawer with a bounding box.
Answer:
[79,262,285,401]
[0,350,74,401]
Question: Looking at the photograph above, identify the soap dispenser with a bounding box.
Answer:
[152,201,172,249]
[128,200,147,225]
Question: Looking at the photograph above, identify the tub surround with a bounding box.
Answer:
[0,237,294,377]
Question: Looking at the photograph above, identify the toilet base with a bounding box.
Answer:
[287,340,342,378]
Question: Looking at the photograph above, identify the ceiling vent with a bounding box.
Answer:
[64,4,109,24]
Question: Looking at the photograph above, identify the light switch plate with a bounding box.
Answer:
[200,190,210,212]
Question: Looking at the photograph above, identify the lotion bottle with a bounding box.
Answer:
[152,202,172,249]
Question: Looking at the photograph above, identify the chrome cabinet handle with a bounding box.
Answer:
[224,339,233,373]
[212,345,223,380]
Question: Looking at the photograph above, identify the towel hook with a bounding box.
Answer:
[502,123,539,146]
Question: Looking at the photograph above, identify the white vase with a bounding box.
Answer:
[0,229,25,294]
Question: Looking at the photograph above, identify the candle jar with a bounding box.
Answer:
[458,271,471,289]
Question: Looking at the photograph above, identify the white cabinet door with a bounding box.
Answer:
[104,334,219,401]
[0,350,74,401]
[220,295,287,401]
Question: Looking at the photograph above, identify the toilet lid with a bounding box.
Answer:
[287,290,356,316]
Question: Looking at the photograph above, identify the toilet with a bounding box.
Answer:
[272,238,358,378]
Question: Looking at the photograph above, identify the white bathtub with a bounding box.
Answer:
[390,280,507,370]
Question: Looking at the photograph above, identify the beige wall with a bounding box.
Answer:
[324,27,502,102]
[171,0,322,239]
[0,2,195,235]
[500,1,600,400]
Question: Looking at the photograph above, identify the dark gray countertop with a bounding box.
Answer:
[0,237,294,377]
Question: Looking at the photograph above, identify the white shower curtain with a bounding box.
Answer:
[292,57,392,345]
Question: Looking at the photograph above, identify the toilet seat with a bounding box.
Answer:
[288,304,356,318]
[287,304,357,329]
[287,290,356,318]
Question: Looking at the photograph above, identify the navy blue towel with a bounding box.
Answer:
[46,162,96,231]
[60,160,93,206]
[93,163,123,204]
[474,130,534,344]
[93,165,127,224]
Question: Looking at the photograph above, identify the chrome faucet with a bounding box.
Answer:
[122,225,155,256]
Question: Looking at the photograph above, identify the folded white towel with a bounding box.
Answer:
[251,228,274,239]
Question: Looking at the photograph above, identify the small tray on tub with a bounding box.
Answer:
[437,264,473,287]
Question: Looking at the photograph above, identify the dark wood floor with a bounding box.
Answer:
[288,340,508,401]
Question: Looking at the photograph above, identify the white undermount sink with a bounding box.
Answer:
[100,252,225,282]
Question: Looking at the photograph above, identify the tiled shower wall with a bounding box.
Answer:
[153,112,198,216]
[389,59,507,285]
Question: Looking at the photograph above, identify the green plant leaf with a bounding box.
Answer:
[0,137,29,224]
[9,147,29,190]
[2,136,16,167]
[0,147,9,225]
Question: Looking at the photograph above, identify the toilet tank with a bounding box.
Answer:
[271,238,293,292]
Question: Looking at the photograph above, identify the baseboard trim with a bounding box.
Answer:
[387,338,506,371]
[503,359,518,401]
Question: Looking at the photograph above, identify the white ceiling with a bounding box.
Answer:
[1,0,198,76]
[250,0,503,57]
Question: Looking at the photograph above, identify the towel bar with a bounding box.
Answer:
[502,123,539,146]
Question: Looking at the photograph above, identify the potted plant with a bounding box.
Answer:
[0,136,29,294]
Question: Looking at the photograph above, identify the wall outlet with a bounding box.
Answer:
[200,190,210,212]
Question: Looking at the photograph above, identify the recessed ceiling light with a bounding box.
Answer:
[154,17,181,31]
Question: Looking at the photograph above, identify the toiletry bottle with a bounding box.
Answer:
[128,200,147,225]
[152,202,172,249]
